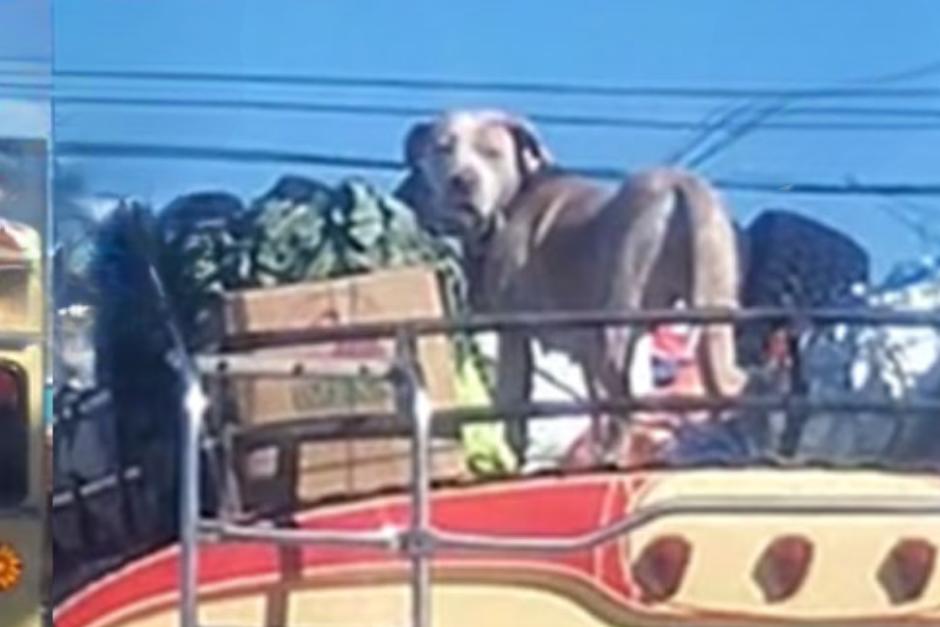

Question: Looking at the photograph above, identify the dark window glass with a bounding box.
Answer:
[0,361,27,506]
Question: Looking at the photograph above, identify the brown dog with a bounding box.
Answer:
[397,109,746,462]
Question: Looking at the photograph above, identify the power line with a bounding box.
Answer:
[789,106,940,119]
[844,58,940,85]
[52,96,940,132]
[43,69,940,100]
[55,140,940,197]
[0,81,48,93]
[7,74,940,123]
[686,100,792,169]
[0,58,49,69]
[57,141,402,171]
[669,57,940,169]
[666,101,755,165]
[5,84,940,132]
[679,58,940,167]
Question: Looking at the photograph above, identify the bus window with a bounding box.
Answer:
[0,360,26,507]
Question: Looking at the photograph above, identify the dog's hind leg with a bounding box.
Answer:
[579,176,674,466]
[604,171,679,398]
[580,331,629,465]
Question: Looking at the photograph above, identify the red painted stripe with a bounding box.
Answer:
[598,480,632,597]
[56,477,618,627]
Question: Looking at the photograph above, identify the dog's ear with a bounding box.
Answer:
[396,121,437,230]
[403,121,434,171]
[501,115,553,177]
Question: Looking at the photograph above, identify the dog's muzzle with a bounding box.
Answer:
[444,198,483,230]
[465,211,498,247]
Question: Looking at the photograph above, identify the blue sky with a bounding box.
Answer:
[0,0,50,62]
[3,0,940,278]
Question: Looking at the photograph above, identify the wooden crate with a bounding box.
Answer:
[220,267,458,423]
[220,267,467,506]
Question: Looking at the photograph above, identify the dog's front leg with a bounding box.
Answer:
[495,330,534,465]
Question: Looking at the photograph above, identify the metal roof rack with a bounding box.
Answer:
[180,307,940,627]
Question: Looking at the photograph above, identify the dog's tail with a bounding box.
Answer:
[672,172,746,397]
[672,171,741,310]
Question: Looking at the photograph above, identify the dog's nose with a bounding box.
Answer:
[449,169,479,195]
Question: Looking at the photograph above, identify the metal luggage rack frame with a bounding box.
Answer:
[181,306,940,627]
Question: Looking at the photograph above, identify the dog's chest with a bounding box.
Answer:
[479,229,541,312]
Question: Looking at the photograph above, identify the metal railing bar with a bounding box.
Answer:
[394,332,434,627]
[0,504,41,519]
[232,413,426,444]
[181,302,940,627]
[0,330,42,344]
[231,394,940,450]
[430,495,940,554]
[218,306,940,351]
[192,495,940,555]
[197,520,400,550]
[434,396,940,419]
[0,260,34,271]
[180,382,205,627]
[194,354,393,380]
[50,467,143,509]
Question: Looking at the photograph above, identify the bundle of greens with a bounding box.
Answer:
[156,176,471,351]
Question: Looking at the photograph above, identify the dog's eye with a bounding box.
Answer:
[433,138,455,154]
[479,144,503,160]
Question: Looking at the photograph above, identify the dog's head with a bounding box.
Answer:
[399,110,553,239]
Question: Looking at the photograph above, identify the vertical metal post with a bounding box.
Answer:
[393,332,432,627]
[180,381,206,627]
[780,322,809,457]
